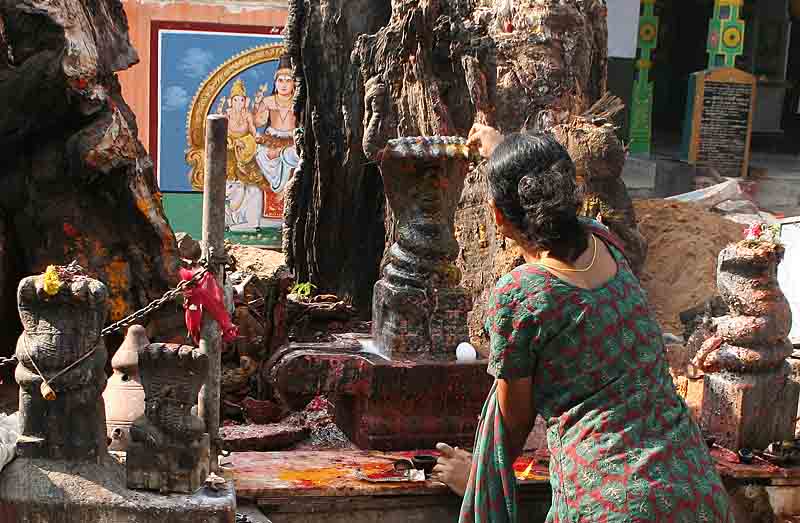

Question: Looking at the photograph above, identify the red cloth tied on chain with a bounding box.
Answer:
[179,268,239,344]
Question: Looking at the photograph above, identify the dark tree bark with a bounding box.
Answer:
[0,0,179,354]
[285,0,609,317]
[283,0,392,316]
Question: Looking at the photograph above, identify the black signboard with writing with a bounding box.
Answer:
[683,68,756,178]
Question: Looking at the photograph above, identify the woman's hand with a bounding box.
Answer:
[431,442,472,497]
[467,124,505,159]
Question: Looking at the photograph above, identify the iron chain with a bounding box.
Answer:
[0,266,212,371]
[100,266,209,337]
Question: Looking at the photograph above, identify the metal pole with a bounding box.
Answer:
[198,114,227,474]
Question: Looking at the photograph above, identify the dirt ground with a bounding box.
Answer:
[634,200,744,335]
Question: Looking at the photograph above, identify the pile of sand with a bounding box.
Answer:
[226,243,286,280]
[634,200,744,335]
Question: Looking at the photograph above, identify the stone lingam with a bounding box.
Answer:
[0,266,235,522]
[271,137,493,450]
[691,234,800,450]
[372,137,477,355]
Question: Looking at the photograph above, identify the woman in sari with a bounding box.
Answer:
[432,124,735,523]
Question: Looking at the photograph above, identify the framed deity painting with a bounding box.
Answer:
[150,22,295,247]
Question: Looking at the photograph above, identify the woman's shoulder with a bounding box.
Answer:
[579,217,631,262]
[579,216,610,234]
[492,264,550,301]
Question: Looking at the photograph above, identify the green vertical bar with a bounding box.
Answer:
[629,0,658,156]
[706,0,745,69]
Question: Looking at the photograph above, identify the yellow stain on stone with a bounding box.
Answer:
[277,467,345,486]
[106,259,130,321]
[135,196,154,219]
[42,266,62,296]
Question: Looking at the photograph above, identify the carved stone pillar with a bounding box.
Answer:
[692,239,799,450]
[372,137,475,356]
[14,266,109,462]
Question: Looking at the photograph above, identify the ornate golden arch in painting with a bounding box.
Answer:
[185,43,286,191]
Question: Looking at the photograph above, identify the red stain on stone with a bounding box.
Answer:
[63,223,78,238]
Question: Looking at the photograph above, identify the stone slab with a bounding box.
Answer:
[223,450,550,500]
[711,446,800,481]
[0,456,236,522]
[221,423,310,452]
[226,450,551,523]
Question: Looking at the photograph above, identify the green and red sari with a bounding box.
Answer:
[460,220,734,523]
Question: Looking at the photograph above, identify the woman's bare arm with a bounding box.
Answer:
[496,377,536,461]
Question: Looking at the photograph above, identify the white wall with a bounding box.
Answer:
[607,0,640,59]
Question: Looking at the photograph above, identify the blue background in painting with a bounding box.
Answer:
[158,30,282,192]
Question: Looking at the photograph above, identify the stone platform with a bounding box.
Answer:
[225,450,551,523]
[225,448,800,523]
[0,456,236,522]
[269,341,493,450]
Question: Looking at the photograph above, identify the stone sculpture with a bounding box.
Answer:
[691,232,799,449]
[372,137,478,356]
[1,267,236,521]
[127,341,210,494]
[14,265,109,461]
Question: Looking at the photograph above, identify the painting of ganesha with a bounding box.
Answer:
[214,55,299,232]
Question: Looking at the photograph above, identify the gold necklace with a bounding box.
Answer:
[275,94,292,108]
[536,235,598,273]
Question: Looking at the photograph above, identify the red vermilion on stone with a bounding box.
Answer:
[63,223,78,238]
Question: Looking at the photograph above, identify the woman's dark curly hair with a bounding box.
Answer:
[486,131,587,262]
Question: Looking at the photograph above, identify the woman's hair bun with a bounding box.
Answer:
[486,132,585,260]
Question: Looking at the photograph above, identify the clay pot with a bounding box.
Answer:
[103,325,148,451]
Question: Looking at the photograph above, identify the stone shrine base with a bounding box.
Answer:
[0,456,235,522]
[269,341,493,450]
[700,366,800,451]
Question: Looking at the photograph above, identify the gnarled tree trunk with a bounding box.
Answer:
[285,0,609,318]
[0,0,179,355]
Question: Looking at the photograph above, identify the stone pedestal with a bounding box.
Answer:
[693,240,799,450]
[269,341,493,450]
[702,367,799,450]
[127,435,211,494]
[372,137,475,356]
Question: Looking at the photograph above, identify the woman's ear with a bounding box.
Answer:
[489,199,511,238]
